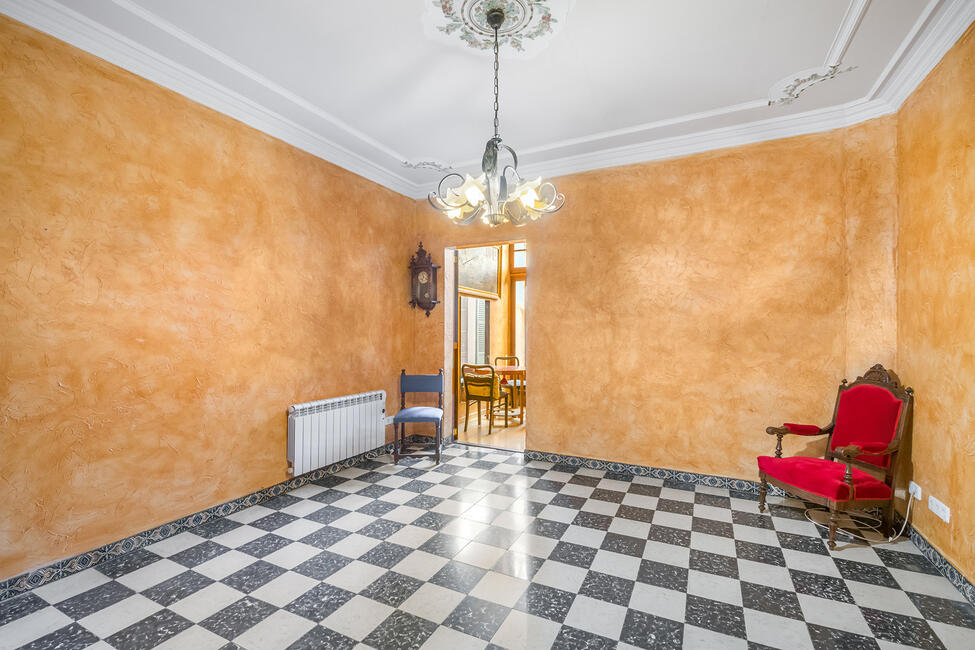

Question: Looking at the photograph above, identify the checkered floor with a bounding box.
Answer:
[2,444,974,649]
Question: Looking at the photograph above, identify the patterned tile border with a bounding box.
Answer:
[525,446,975,606]
[910,526,975,605]
[523,447,788,496]
[4,438,971,608]
[0,442,398,602]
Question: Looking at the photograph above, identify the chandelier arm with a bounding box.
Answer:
[431,173,475,210]
[430,193,470,210]
[437,172,465,196]
[500,164,519,186]
[504,204,530,227]
[428,194,460,212]
[536,199,565,213]
[533,183,566,213]
[500,144,518,172]
[455,206,484,226]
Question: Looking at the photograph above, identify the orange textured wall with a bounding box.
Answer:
[896,24,975,582]
[842,119,898,377]
[5,12,971,588]
[412,117,898,480]
[0,16,414,579]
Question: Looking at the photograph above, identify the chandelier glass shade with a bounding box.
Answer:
[428,8,564,227]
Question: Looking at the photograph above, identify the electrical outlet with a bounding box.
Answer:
[928,495,951,523]
[908,481,922,499]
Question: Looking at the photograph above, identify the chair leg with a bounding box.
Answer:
[394,422,401,464]
[882,501,895,537]
[435,422,441,464]
[504,393,509,428]
[464,401,470,432]
[828,509,839,550]
[477,402,482,425]
[758,475,768,512]
[488,403,494,436]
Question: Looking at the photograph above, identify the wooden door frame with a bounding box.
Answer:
[507,242,527,358]
[443,247,458,441]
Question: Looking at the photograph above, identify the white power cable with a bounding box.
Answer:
[803,494,914,545]
[889,495,915,542]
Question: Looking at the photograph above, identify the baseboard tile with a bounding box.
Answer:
[523,447,787,495]
[908,527,975,605]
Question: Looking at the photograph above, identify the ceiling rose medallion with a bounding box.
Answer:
[424,0,574,57]
[427,6,565,227]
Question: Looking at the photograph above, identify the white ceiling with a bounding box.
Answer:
[3,0,973,198]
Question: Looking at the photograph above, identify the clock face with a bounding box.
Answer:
[417,270,430,284]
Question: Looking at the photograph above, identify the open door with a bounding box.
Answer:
[448,242,527,451]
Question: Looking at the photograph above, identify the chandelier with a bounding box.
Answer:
[428,7,565,227]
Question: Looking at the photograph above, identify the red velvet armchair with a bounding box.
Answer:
[758,364,913,548]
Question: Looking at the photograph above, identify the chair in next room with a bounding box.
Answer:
[461,364,510,436]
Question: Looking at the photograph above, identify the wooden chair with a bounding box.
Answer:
[758,364,913,548]
[461,364,509,436]
[392,369,444,464]
[494,355,524,410]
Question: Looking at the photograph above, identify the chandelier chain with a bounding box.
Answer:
[493,24,500,140]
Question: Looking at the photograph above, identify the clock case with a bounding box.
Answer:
[409,242,440,317]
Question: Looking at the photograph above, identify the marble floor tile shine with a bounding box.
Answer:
[1,443,973,649]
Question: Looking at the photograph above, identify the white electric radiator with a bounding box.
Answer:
[287,390,386,475]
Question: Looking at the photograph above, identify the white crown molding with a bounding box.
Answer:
[2,0,972,200]
[824,0,871,68]
[869,0,975,110]
[518,0,973,186]
[108,0,409,166]
[0,0,419,197]
[449,98,771,169]
[518,96,893,182]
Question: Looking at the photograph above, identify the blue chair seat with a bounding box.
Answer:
[393,406,443,423]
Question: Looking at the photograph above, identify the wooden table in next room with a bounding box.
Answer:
[494,365,525,424]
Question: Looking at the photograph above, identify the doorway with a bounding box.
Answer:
[447,241,527,451]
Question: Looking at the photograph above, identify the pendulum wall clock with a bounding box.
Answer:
[409,242,440,316]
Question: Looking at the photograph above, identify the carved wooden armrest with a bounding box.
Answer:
[833,444,898,501]
[834,444,898,460]
[765,423,832,458]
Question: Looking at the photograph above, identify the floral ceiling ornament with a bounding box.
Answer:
[768,65,856,106]
[768,0,870,106]
[423,0,574,58]
[403,160,454,173]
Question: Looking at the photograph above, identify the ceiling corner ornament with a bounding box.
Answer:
[403,160,454,173]
[768,65,857,106]
[428,7,564,227]
[768,0,871,106]
[424,0,574,58]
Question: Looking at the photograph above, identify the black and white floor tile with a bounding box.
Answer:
[2,443,974,649]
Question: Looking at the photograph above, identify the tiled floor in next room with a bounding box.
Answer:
[2,444,975,649]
